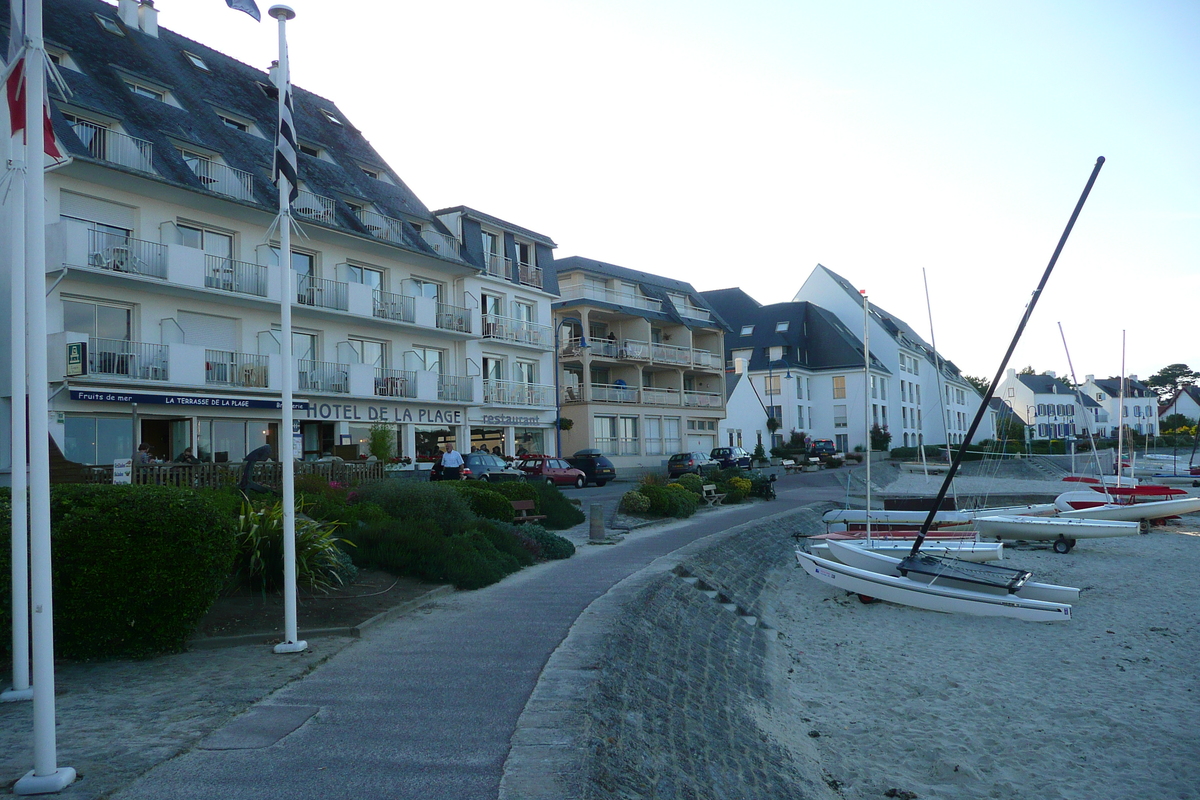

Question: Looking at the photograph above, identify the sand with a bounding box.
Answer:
[773,505,1200,800]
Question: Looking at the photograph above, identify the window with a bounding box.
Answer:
[764,375,780,396]
[64,416,133,465]
[409,278,442,301]
[95,14,124,35]
[63,299,131,341]
[517,242,534,266]
[298,142,321,158]
[269,246,315,277]
[216,114,249,133]
[348,338,386,368]
[664,417,682,454]
[411,347,443,374]
[512,301,534,323]
[795,378,804,400]
[618,416,640,456]
[513,360,537,384]
[766,405,782,422]
[834,405,848,429]
[126,80,165,102]
[832,375,846,399]
[291,331,317,361]
[796,406,804,428]
[594,415,617,455]
[361,167,379,179]
[775,321,789,333]
[482,231,499,258]
[346,264,383,289]
[184,52,209,71]
[319,108,342,126]
[645,416,663,456]
[740,325,754,336]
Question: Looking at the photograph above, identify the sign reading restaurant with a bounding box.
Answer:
[69,390,308,410]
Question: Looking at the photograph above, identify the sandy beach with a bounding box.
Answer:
[775,507,1200,800]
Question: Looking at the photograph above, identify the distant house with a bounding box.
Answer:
[997,370,1101,440]
[1078,375,1158,438]
[1158,385,1200,427]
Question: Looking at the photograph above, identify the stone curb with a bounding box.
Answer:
[185,584,455,651]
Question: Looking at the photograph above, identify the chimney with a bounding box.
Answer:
[1084,374,1094,383]
[1128,374,1137,382]
[268,60,280,87]
[734,357,747,375]
[1045,370,1056,379]
[138,0,158,37]
[117,0,139,28]
[1006,368,1016,380]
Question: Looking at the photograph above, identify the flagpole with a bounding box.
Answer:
[270,3,305,655]
[14,0,75,791]
[2,44,31,703]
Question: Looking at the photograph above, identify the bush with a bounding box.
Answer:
[825,457,844,468]
[351,519,520,590]
[235,499,355,593]
[727,477,752,495]
[522,525,576,560]
[620,490,651,513]
[444,481,515,522]
[485,480,541,513]
[664,483,698,518]
[748,473,776,499]
[357,480,476,535]
[638,484,672,516]
[47,485,237,659]
[532,481,585,529]
[475,519,536,566]
[671,473,704,495]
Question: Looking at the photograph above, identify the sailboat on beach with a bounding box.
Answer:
[797,156,1106,621]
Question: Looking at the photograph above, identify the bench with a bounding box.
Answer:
[802,457,822,472]
[701,484,726,508]
[782,459,802,474]
[511,499,547,524]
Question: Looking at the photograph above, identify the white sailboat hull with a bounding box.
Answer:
[1055,496,1200,522]
[810,539,1005,563]
[822,505,1057,528]
[795,548,1073,622]
[974,514,1140,541]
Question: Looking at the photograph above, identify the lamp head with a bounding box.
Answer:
[268,5,296,21]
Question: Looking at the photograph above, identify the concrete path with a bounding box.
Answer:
[110,472,844,800]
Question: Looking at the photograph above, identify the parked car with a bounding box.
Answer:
[667,451,718,478]
[709,446,751,469]
[462,451,525,482]
[514,455,588,488]
[565,449,617,487]
[809,439,837,457]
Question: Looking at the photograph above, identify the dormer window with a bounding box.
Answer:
[740,325,754,336]
[297,142,321,158]
[775,321,789,333]
[183,52,209,71]
[256,81,278,101]
[319,109,342,126]
[361,167,378,179]
[126,80,165,102]
[216,113,255,134]
[95,14,124,36]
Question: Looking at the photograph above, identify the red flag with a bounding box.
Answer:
[4,0,64,161]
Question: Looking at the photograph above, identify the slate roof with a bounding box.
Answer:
[434,206,556,248]
[8,0,463,264]
[1092,377,1154,399]
[807,264,967,380]
[1018,374,1075,395]
[702,289,887,374]
[552,256,731,333]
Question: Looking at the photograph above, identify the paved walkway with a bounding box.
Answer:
[4,471,845,799]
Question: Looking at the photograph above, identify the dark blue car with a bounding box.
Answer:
[709,446,751,469]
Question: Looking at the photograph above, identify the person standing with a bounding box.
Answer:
[440,443,464,481]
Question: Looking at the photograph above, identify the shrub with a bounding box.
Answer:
[665,483,698,518]
[444,482,515,522]
[522,525,575,560]
[351,519,520,590]
[235,499,355,593]
[532,481,585,530]
[47,485,237,659]
[672,473,704,495]
[638,484,672,516]
[825,457,844,468]
[749,473,776,499]
[475,520,537,566]
[727,477,752,495]
[639,471,669,488]
[357,480,476,535]
[620,490,651,513]
[485,480,541,512]
[722,488,746,504]
[712,466,747,485]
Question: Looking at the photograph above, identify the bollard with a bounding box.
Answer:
[589,503,606,542]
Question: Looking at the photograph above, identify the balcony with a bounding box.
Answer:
[354,208,407,246]
[373,290,416,324]
[684,390,723,408]
[88,338,169,381]
[482,314,552,349]
[87,230,167,279]
[297,275,348,311]
[438,374,474,403]
[673,302,711,322]
[298,359,349,394]
[294,190,336,225]
[204,255,267,297]
[70,120,154,173]
[374,368,417,399]
[650,341,693,366]
[183,156,254,202]
[518,263,543,289]
[483,253,512,280]
[436,302,472,333]
[590,383,640,404]
[691,349,722,370]
[558,284,662,312]
[641,387,682,406]
[205,350,267,388]
[483,379,553,407]
[421,229,460,259]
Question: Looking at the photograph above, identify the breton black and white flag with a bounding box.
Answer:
[274,83,299,204]
[225,0,261,21]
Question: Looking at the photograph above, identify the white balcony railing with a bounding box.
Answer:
[88,338,168,381]
[691,349,722,369]
[683,390,723,408]
[557,284,662,312]
[71,120,154,173]
[517,263,543,289]
[482,314,552,349]
[298,359,349,393]
[294,190,336,224]
[590,383,640,404]
[205,350,268,387]
[297,275,348,311]
[205,254,268,297]
[373,290,416,324]
[374,368,417,399]
[674,302,711,322]
[421,229,460,259]
[438,374,474,403]
[650,341,693,365]
[619,339,651,360]
[87,230,167,279]
[641,387,681,406]
[436,302,472,333]
[184,155,254,201]
[355,208,407,245]
[483,253,512,279]
[483,379,553,407]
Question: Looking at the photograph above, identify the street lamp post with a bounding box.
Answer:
[553,318,585,457]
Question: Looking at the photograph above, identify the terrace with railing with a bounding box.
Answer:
[354,208,407,245]
[204,254,267,297]
[372,289,416,324]
[298,359,349,393]
[297,274,348,311]
[483,379,553,407]
[205,351,268,388]
[483,253,512,280]
[87,230,167,279]
[374,368,417,398]
[78,460,383,489]
[558,284,662,312]
[293,190,336,225]
[482,314,552,349]
[517,263,543,289]
[183,155,254,201]
[438,374,474,403]
[88,338,169,381]
[684,390,723,408]
[70,120,154,172]
[436,302,472,333]
[673,301,712,322]
[420,229,460,259]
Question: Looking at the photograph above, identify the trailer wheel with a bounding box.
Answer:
[1053,537,1073,554]
[857,594,878,604]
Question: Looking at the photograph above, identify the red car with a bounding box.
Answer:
[514,455,587,488]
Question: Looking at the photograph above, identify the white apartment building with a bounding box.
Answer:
[1078,374,1158,438]
[996,369,1096,440]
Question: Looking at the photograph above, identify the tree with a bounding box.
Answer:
[1018,365,1037,375]
[869,424,892,451]
[1161,413,1196,433]
[963,374,990,396]
[1146,363,1199,401]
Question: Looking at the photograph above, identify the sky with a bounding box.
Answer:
[149,0,1197,386]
